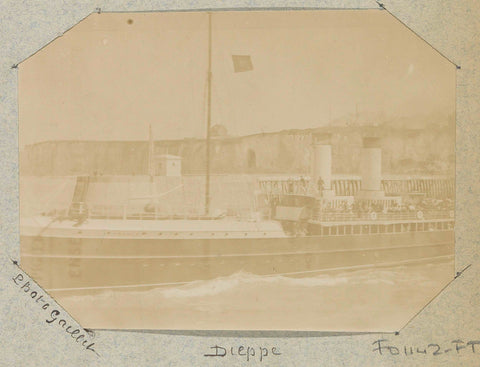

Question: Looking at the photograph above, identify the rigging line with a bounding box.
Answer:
[125,184,184,201]
[35,215,63,237]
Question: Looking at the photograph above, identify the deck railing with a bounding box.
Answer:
[68,201,454,223]
[311,209,454,222]
[68,202,257,221]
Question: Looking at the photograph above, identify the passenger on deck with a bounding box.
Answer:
[287,178,294,194]
[317,177,325,196]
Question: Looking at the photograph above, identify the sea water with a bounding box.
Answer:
[56,259,454,331]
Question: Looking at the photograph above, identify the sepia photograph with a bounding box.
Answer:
[19,9,455,330]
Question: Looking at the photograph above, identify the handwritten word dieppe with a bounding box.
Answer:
[12,273,99,357]
[373,339,480,357]
[204,345,281,362]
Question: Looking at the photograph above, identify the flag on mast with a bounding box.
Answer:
[232,55,254,72]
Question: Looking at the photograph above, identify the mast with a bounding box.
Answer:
[205,12,212,215]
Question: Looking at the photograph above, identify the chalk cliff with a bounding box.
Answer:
[20,123,455,176]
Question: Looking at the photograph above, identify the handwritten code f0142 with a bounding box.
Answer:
[372,339,480,357]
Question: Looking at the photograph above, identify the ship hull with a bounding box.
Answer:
[20,230,454,295]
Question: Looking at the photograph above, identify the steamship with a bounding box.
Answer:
[20,13,454,295]
[20,132,455,295]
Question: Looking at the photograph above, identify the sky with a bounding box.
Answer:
[19,10,456,147]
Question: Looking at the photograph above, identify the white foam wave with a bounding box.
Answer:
[59,260,452,303]
[159,271,350,298]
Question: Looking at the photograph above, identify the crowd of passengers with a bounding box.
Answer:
[322,198,454,215]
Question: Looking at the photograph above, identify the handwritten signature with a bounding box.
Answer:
[12,272,100,357]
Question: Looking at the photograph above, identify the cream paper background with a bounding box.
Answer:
[0,0,478,366]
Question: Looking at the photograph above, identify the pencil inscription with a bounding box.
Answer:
[204,345,281,362]
[372,339,480,357]
[11,272,100,357]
